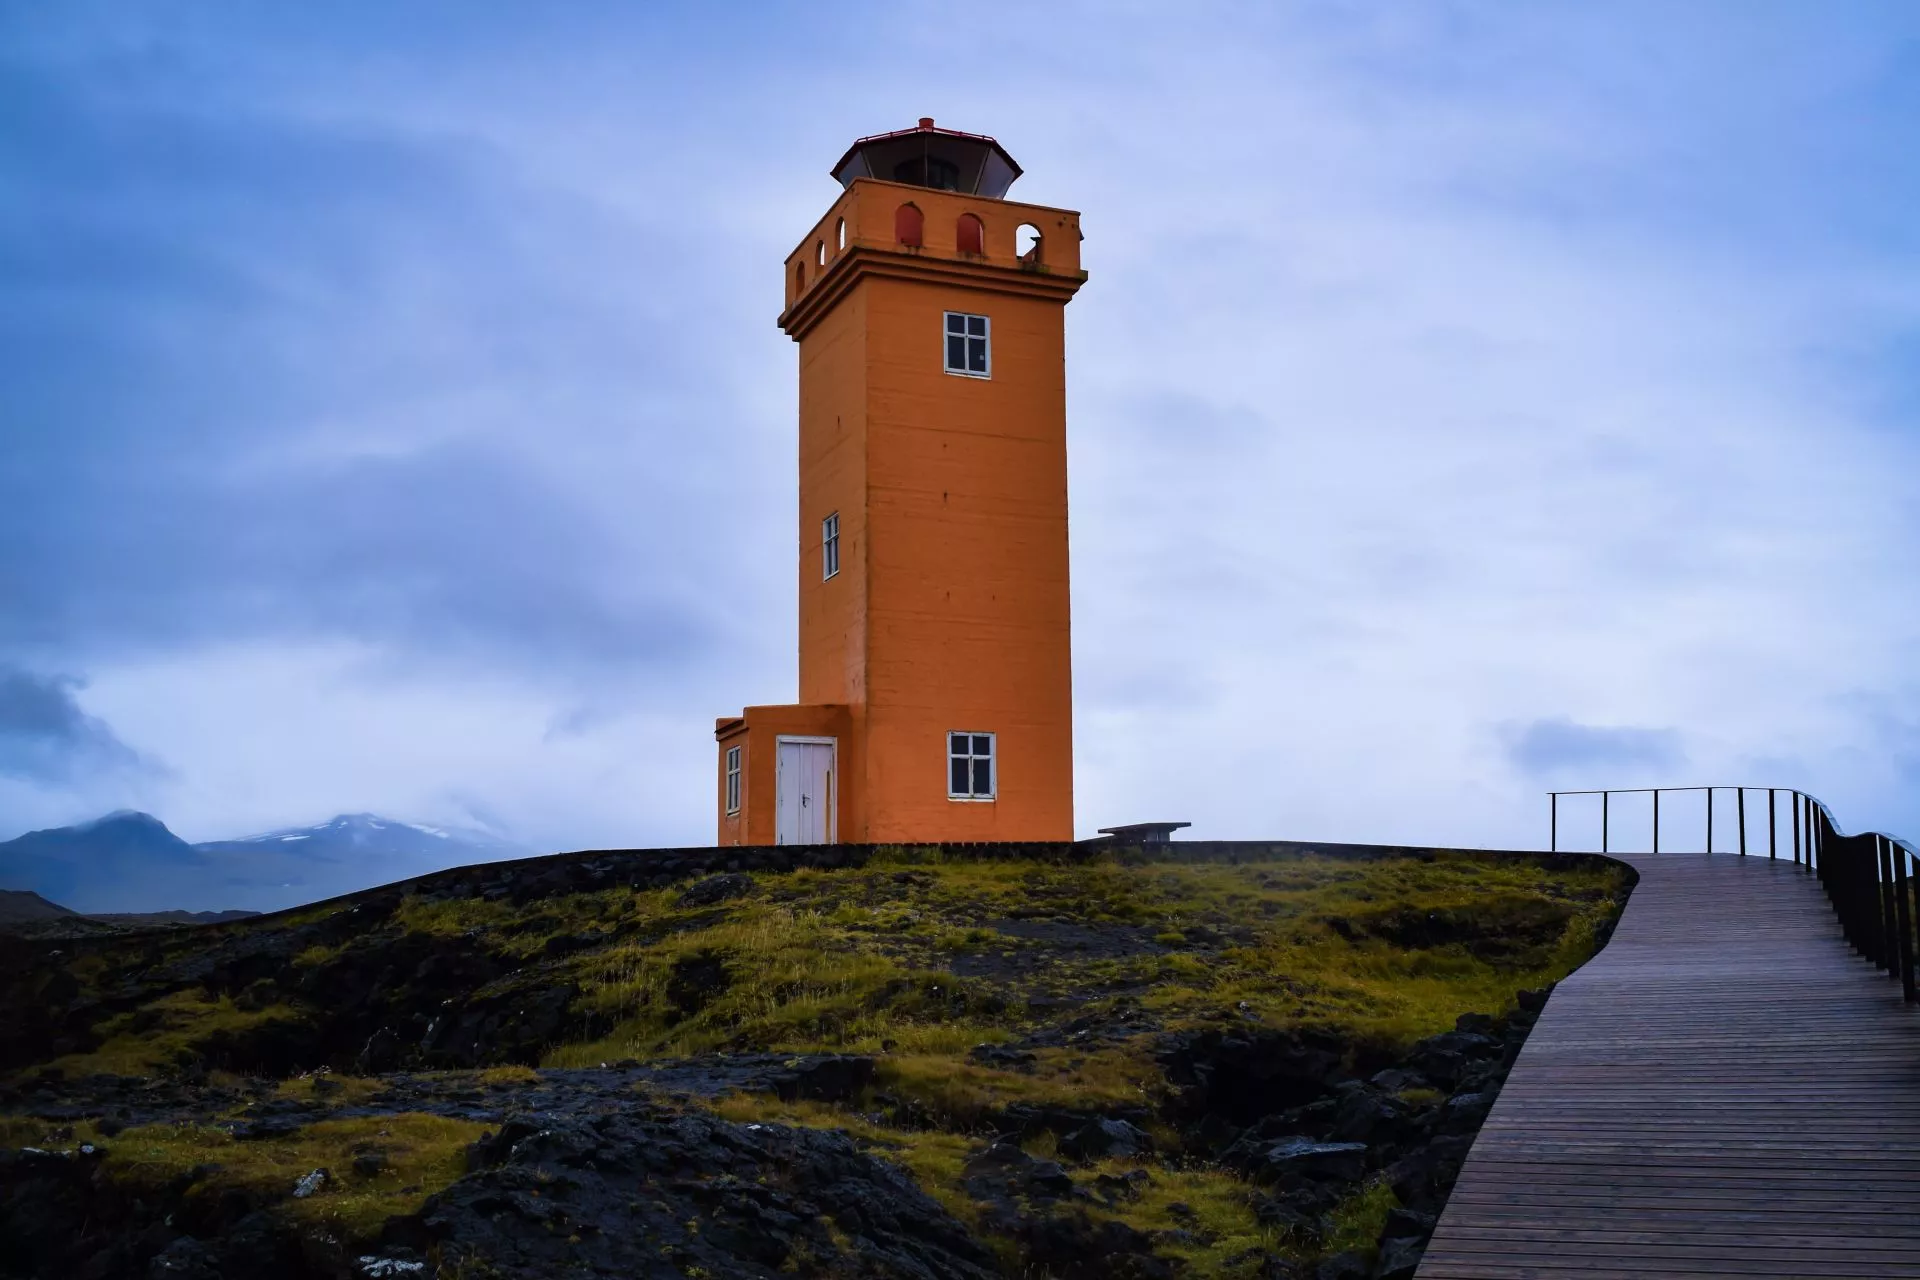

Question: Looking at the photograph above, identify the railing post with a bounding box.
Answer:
[1768,788,1776,859]
[1738,787,1747,856]
[1868,833,1886,969]
[1550,792,1557,853]
[1653,789,1660,855]
[1813,797,1822,877]
[1894,843,1916,1004]
[1602,791,1609,854]
[1858,833,1875,966]
[1880,836,1900,977]
[1706,787,1714,854]
[1810,798,1822,887]
[1792,792,1802,867]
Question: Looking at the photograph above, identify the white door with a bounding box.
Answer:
[775,738,834,845]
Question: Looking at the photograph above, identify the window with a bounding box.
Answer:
[948,731,995,800]
[816,240,826,267]
[944,312,990,377]
[956,213,984,256]
[895,203,924,248]
[894,155,960,190]
[836,217,846,251]
[1016,222,1043,265]
[725,746,742,815]
[822,512,840,579]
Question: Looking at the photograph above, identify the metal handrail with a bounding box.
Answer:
[1548,785,1919,1004]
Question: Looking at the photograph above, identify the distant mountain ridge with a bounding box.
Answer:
[0,811,531,914]
[0,889,78,923]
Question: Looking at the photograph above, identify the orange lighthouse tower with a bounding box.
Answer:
[715,119,1085,846]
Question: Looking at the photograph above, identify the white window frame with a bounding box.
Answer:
[822,511,840,580]
[947,730,997,801]
[943,311,991,379]
[724,745,742,815]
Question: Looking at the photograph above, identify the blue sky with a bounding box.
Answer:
[2,1,1917,859]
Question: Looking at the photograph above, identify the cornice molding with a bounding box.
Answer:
[778,246,1086,340]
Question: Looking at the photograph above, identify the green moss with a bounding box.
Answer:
[547,904,1006,1064]
[873,1048,1157,1128]
[0,1111,485,1241]
[15,849,1626,1277]
[541,850,1622,1080]
[47,989,305,1078]
[291,942,342,968]
[120,1112,484,1236]
[548,852,1622,1275]
[1322,1177,1401,1258]
[271,1073,388,1108]
[707,1093,982,1229]
[1073,1159,1280,1275]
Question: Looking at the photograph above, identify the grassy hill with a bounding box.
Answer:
[0,842,1630,1280]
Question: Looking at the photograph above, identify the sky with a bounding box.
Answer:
[2,1,1918,863]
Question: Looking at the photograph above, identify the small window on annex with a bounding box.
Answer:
[948,731,995,800]
[943,312,989,377]
[725,746,742,815]
[822,511,840,579]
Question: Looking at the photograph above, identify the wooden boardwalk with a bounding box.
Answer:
[1418,852,1920,1278]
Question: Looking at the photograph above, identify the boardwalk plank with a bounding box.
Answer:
[1416,853,1920,1278]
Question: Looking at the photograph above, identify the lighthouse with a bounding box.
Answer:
[715,119,1085,845]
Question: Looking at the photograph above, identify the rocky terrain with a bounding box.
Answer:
[0,842,1630,1279]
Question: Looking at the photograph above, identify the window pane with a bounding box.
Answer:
[946,312,964,334]
[972,735,992,756]
[973,758,993,796]
[951,757,970,795]
[950,732,968,755]
[968,315,987,337]
[968,339,987,373]
[947,334,966,370]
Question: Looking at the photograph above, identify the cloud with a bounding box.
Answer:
[1501,717,1685,781]
[0,666,154,783]
[0,1,1917,865]
[0,51,763,683]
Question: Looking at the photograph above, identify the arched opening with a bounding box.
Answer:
[836,217,846,251]
[816,240,826,268]
[955,213,985,256]
[895,203,924,249]
[794,260,806,292]
[1016,223,1042,265]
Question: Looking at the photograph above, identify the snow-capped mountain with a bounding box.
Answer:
[202,813,528,863]
[0,812,533,914]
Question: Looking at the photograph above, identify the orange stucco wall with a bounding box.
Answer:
[719,175,1084,844]
[857,271,1073,840]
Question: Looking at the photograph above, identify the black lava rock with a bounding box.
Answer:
[677,873,755,908]
[1058,1116,1154,1161]
[404,1101,1000,1279]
